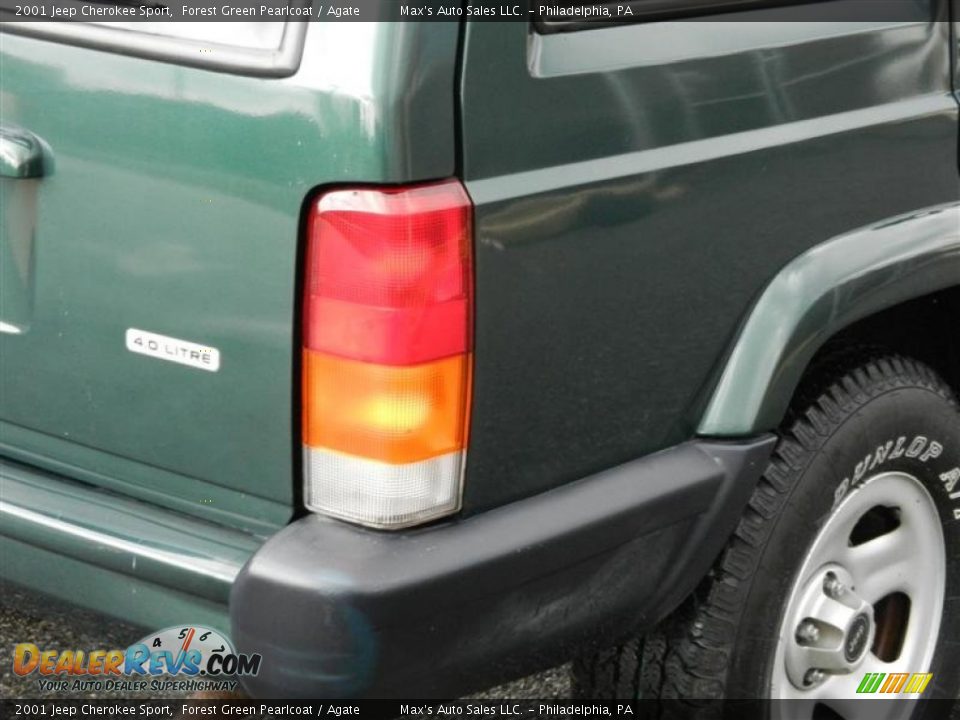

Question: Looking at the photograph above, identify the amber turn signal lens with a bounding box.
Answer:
[303,349,470,465]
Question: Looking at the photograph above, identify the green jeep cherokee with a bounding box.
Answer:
[1,1,959,706]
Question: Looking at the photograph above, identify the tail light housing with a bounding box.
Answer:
[302,180,473,529]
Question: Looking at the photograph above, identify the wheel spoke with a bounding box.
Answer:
[808,593,860,631]
[843,530,915,603]
[817,657,912,720]
[817,697,909,720]
[794,644,847,675]
[772,698,818,720]
[856,654,895,678]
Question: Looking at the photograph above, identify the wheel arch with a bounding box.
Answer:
[698,203,960,436]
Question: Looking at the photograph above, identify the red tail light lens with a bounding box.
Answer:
[305,183,471,365]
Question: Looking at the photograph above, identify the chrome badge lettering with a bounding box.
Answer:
[125,328,220,372]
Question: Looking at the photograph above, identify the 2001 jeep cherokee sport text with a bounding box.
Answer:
[1,1,959,706]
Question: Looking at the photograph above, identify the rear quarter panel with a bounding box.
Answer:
[459,9,960,512]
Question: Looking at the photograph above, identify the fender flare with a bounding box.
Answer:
[699,203,960,436]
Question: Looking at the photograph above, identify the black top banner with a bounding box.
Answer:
[0,0,944,23]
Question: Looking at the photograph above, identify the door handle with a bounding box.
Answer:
[0,125,49,179]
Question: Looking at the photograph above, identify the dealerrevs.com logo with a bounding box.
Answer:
[12,625,261,693]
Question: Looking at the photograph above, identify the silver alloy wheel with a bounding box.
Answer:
[770,471,945,717]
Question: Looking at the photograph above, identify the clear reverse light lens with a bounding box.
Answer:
[304,447,465,529]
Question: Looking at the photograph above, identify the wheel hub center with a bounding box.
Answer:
[784,565,876,689]
[844,612,872,663]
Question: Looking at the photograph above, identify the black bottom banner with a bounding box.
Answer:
[0,699,956,720]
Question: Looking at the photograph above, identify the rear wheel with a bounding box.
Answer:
[574,355,960,717]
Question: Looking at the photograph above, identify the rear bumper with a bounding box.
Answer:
[230,437,775,698]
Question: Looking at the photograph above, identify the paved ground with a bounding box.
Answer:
[0,586,571,700]
[6,588,953,715]
[0,587,180,700]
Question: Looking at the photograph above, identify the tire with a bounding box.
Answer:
[573,355,960,717]
[571,639,643,700]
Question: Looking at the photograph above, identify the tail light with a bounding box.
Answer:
[302,180,473,529]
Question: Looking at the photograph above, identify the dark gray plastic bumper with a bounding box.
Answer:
[230,436,775,698]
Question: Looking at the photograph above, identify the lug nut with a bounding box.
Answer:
[804,669,827,687]
[824,574,846,599]
[796,621,821,645]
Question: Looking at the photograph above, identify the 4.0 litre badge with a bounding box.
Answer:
[125,328,220,372]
